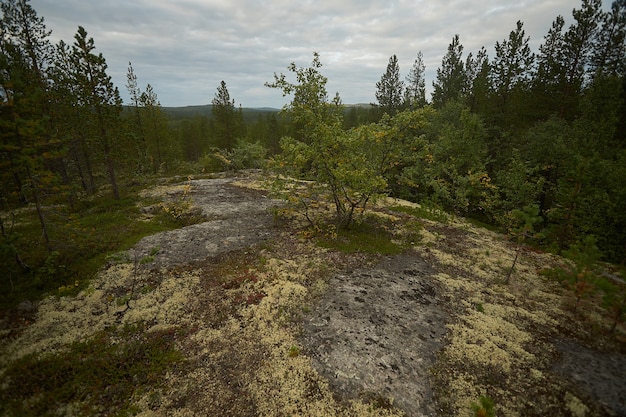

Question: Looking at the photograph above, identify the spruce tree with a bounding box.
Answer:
[405,51,426,108]
[432,34,466,107]
[375,54,404,115]
[212,80,237,150]
[0,0,55,250]
[71,26,123,199]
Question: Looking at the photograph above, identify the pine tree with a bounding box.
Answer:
[490,20,535,128]
[405,51,426,108]
[140,83,171,172]
[590,0,626,77]
[125,62,149,172]
[491,21,535,99]
[533,15,567,116]
[465,46,490,113]
[49,39,97,194]
[432,34,466,107]
[0,0,55,250]
[560,0,603,118]
[72,26,122,199]
[375,54,404,115]
[212,80,237,150]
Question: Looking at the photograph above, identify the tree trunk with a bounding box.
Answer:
[25,163,51,252]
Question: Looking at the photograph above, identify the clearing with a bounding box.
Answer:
[1,172,624,416]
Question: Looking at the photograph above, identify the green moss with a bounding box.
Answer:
[0,189,204,310]
[0,323,185,416]
[388,204,450,224]
[316,221,404,255]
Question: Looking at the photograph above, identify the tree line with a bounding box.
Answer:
[1,0,625,283]
[0,0,283,250]
[271,0,626,263]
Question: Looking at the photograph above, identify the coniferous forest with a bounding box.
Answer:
[1,0,625,306]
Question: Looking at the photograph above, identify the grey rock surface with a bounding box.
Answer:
[302,253,447,417]
[554,338,626,416]
[134,178,279,268]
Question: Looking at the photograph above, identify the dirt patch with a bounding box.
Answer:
[302,253,447,416]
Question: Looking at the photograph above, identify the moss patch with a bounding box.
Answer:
[316,221,405,255]
[0,323,184,417]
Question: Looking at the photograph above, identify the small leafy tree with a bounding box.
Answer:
[211,139,267,172]
[266,53,391,229]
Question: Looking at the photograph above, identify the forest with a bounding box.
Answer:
[1,0,625,309]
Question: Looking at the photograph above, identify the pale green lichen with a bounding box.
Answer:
[565,392,589,417]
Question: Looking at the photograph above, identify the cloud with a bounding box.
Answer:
[30,0,600,108]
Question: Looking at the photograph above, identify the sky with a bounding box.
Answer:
[28,0,593,109]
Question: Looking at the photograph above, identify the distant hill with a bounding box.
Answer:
[161,105,280,121]
[157,103,376,123]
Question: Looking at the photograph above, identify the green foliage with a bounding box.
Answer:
[470,395,496,417]
[210,139,267,171]
[509,204,543,244]
[595,274,626,335]
[401,102,494,216]
[492,151,545,224]
[288,344,301,358]
[543,236,603,311]
[505,204,543,283]
[375,54,404,116]
[267,53,393,229]
[0,322,185,416]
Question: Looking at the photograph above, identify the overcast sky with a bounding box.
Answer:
[29,0,593,108]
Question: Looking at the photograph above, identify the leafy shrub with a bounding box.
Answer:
[206,139,268,172]
[542,236,602,312]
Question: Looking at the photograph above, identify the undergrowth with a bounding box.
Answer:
[0,322,185,417]
[0,185,205,310]
[388,204,450,224]
[315,220,405,255]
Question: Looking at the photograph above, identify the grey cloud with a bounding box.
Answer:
[30,0,604,108]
